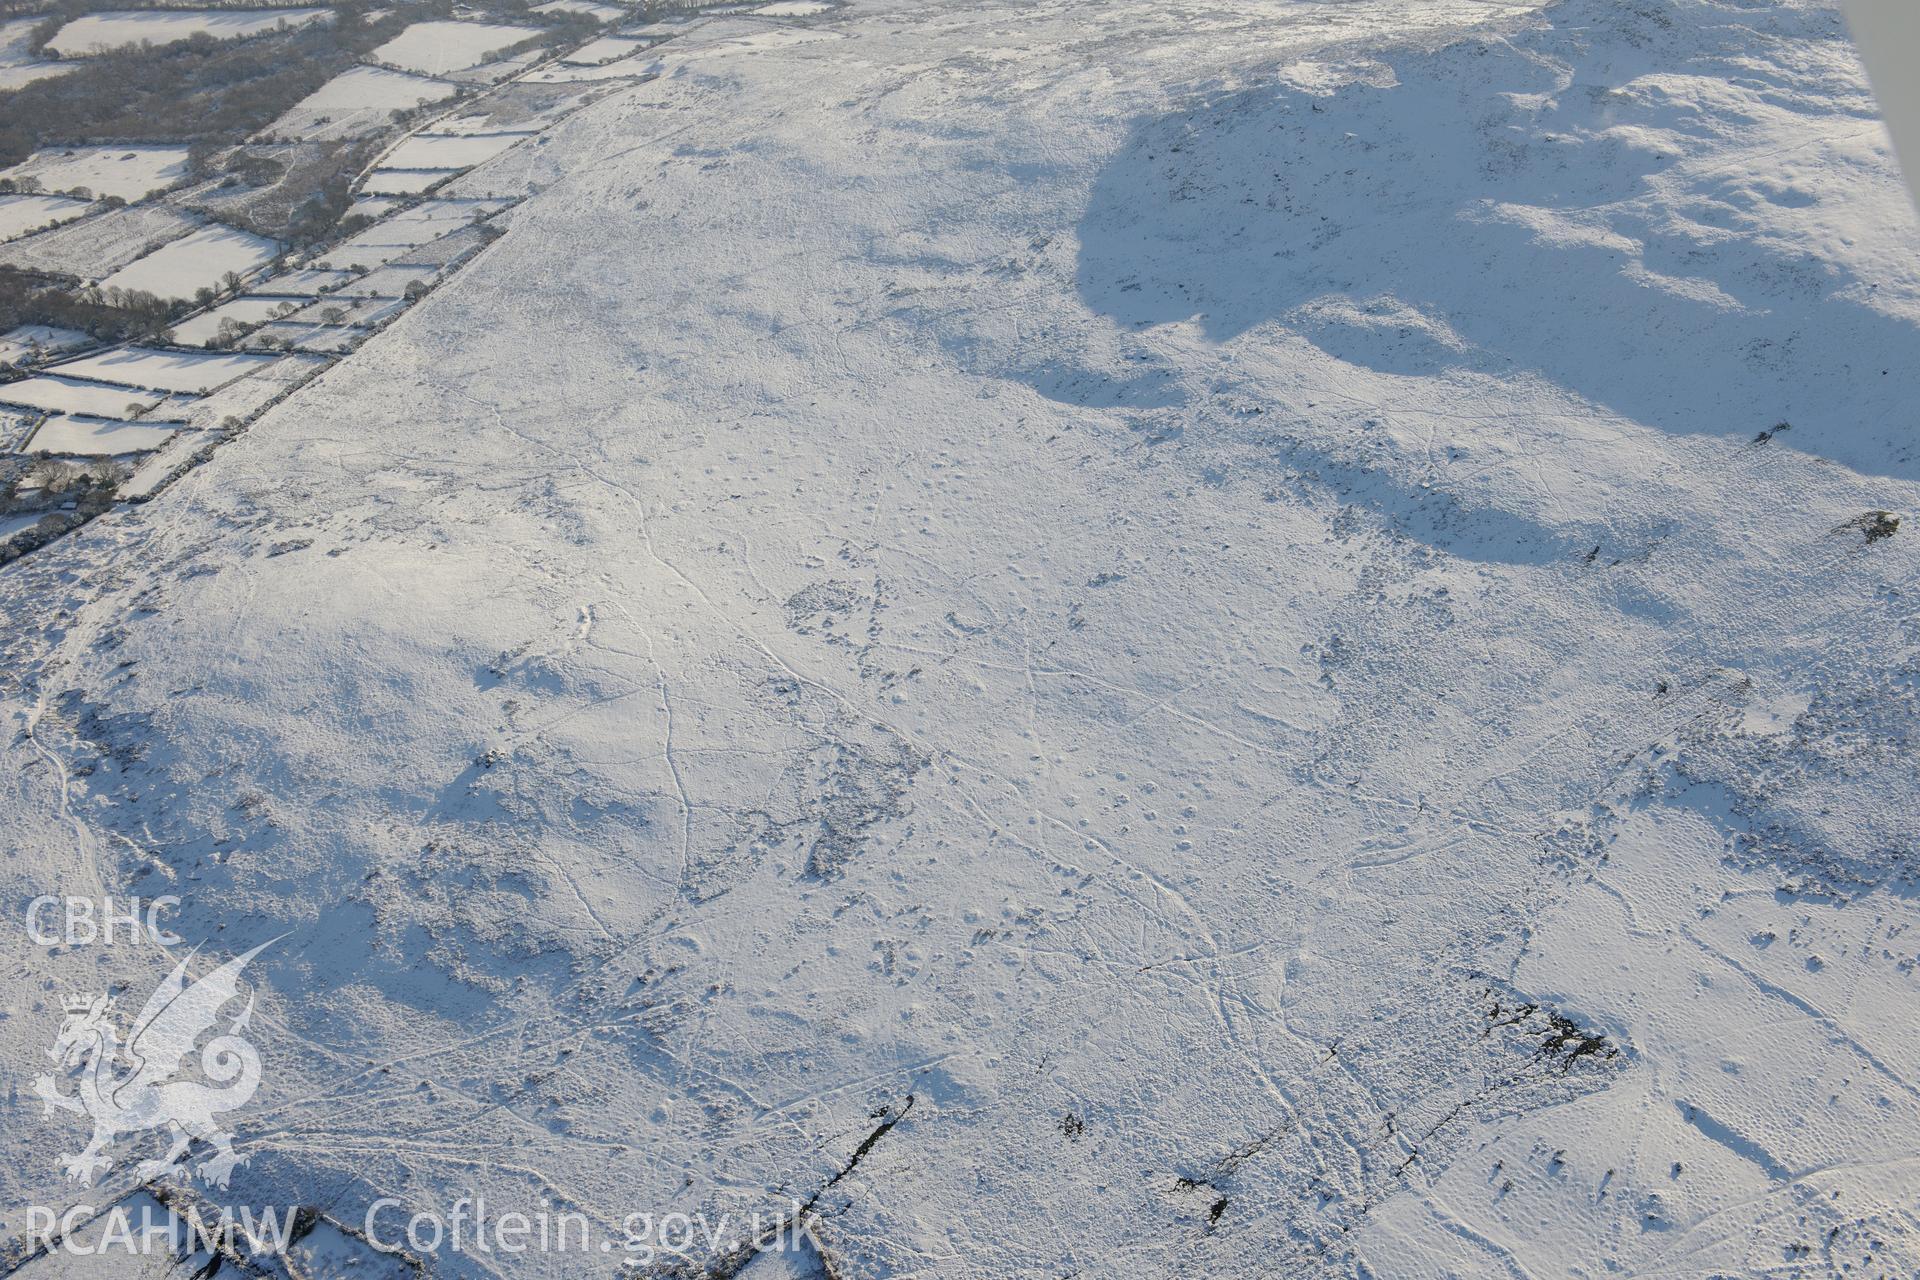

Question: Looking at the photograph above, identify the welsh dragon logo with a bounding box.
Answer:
[34,941,272,1189]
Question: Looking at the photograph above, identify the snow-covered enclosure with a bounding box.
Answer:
[371,20,541,76]
[0,374,162,418]
[97,225,281,301]
[24,415,182,456]
[0,195,90,244]
[272,65,461,140]
[49,348,275,394]
[0,146,191,203]
[381,132,530,170]
[167,296,301,347]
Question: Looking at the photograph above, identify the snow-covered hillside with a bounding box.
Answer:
[4,0,1918,1276]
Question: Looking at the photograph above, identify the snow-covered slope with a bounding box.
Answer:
[4,0,1918,1276]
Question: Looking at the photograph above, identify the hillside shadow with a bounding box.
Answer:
[1073,0,1920,481]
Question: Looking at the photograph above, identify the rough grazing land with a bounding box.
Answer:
[3,1,1919,1277]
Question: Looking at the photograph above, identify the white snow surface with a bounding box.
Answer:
[380,132,530,170]
[359,169,453,196]
[4,1,1920,1278]
[287,63,459,112]
[371,20,540,75]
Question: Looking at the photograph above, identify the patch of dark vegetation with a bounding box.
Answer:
[1541,810,1606,873]
[1831,509,1899,544]
[1170,1127,1281,1232]
[1536,1011,1614,1071]
[0,269,182,345]
[1483,991,1618,1073]
[0,457,125,567]
[56,687,161,771]
[189,137,383,246]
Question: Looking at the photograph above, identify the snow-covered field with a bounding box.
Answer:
[622,18,700,38]
[0,204,198,280]
[162,351,322,431]
[167,296,299,347]
[3,1,1919,1278]
[535,0,627,20]
[371,20,541,76]
[0,374,161,418]
[444,48,543,87]
[434,85,602,136]
[0,17,72,91]
[272,64,460,139]
[253,265,350,295]
[293,64,457,113]
[0,509,48,539]
[0,196,90,244]
[43,7,329,56]
[49,348,275,395]
[371,197,507,240]
[381,132,531,170]
[317,202,502,272]
[0,62,72,91]
[523,53,661,84]
[327,261,437,295]
[561,34,650,64]
[23,415,182,456]
[0,147,191,203]
[284,294,404,327]
[244,318,360,352]
[97,224,281,301]
[314,237,417,271]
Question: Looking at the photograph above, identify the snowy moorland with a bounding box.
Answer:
[3,0,1919,1277]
